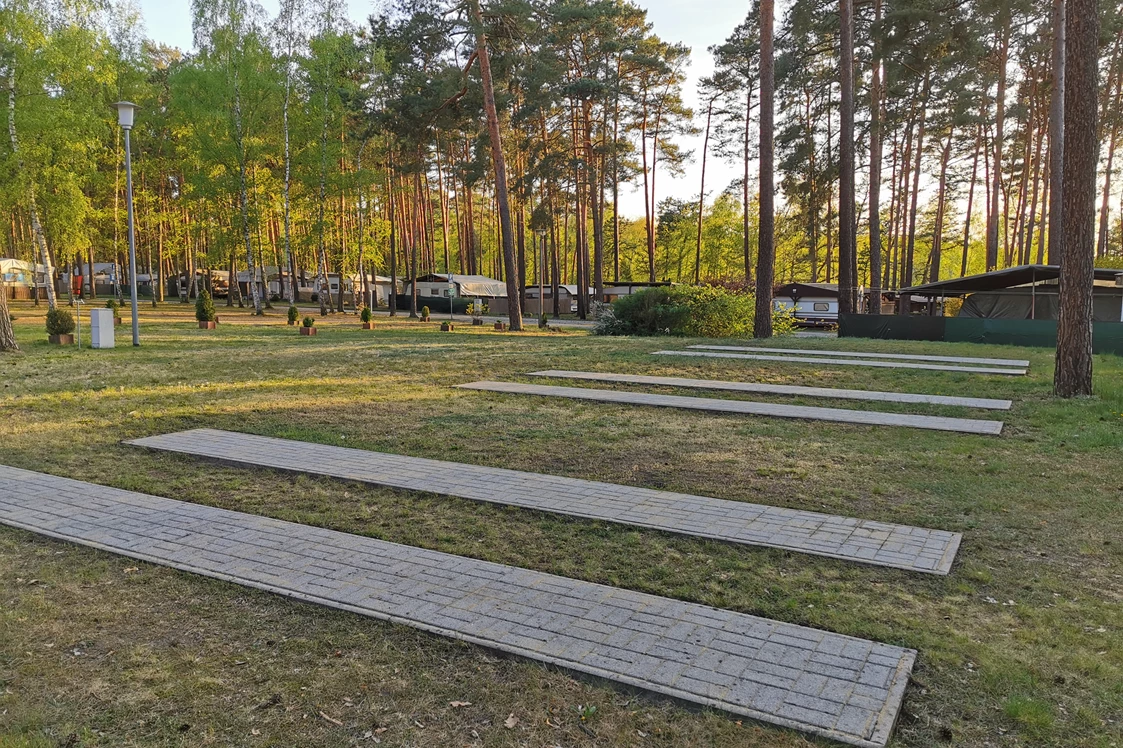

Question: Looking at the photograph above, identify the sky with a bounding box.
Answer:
[136,0,753,219]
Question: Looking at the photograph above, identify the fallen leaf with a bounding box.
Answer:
[449,701,471,708]
[250,729,260,736]
[504,714,518,729]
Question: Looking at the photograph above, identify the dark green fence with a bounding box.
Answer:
[392,295,474,315]
[839,314,1123,356]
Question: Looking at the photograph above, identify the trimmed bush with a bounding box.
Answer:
[360,306,373,323]
[421,305,430,318]
[195,289,217,322]
[594,285,793,338]
[46,308,75,336]
[105,299,120,313]
[302,316,315,328]
[287,305,300,324]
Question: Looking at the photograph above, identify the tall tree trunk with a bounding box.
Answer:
[612,62,621,283]
[754,0,775,338]
[0,278,16,352]
[436,139,451,274]
[1048,0,1066,264]
[838,0,856,314]
[928,128,954,282]
[1024,107,1047,265]
[640,87,655,282]
[1037,155,1051,263]
[986,12,1011,271]
[7,67,56,310]
[1054,0,1098,397]
[743,83,754,284]
[583,99,604,308]
[233,72,262,315]
[903,72,930,295]
[868,0,883,313]
[316,86,331,316]
[1096,57,1122,256]
[473,0,523,330]
[387,161,398,317]
[694,98,713,284]
[961,125,982,277]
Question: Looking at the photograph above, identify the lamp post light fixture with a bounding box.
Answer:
[113,101,140,347]
[534,229,547,325]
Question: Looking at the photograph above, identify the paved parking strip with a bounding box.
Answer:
[655,350,1027,376]
[129,429,962,574]
[688,345,1030,368]
[0,464,916,748]
[528,370,1013,410]
[457,381,1004,435]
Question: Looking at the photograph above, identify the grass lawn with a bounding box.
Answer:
[1,300,1122,748]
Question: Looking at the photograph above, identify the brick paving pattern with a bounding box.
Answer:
[529,370,1013,410]
[457,381,1004,436]
[655,350,1027,376]
[0,464,915,747]
[129,429,962,574]
[688,345,1030,368]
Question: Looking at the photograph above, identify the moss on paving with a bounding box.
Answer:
[1,302,1121,747]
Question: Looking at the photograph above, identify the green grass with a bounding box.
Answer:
[2,301,1122,747]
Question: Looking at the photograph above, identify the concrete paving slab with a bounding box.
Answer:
[457,381,1004,435]
[655,350,1027,376]
[689,345,1029,368]
[128,429,963,575]
[528,370,1012,410]
[0,464,916,748]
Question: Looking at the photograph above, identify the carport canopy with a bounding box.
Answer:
[901,264,1123,297]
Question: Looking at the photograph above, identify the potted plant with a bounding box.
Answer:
[287,304,299,326]
[361,306,374,329]
[469,302,484,325]
[421,305,430,322]
[106,299,123,325]
[46,308,75,345]
[196,288,217,329]
[300,316,317,336]
[440,321,455,332]
[493,321,507,331]
[539,314,548,329]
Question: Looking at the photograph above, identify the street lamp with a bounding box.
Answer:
[113,101,140,346]
[535,229,546,326]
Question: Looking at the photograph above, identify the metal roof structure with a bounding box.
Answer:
[901,264,1123,297]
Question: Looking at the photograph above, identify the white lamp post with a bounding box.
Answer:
[113,101,140,347]
[535,229,546,325]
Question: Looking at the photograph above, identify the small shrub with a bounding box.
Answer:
[105,299,120,313]
[46,308,75,336]
[287,305,299,324]
[771,305,798,337]
[195,289,217,322]
[594,285,760,338]
[421,305,430,318]
[302,316,315,328]
[360,306,372,323]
